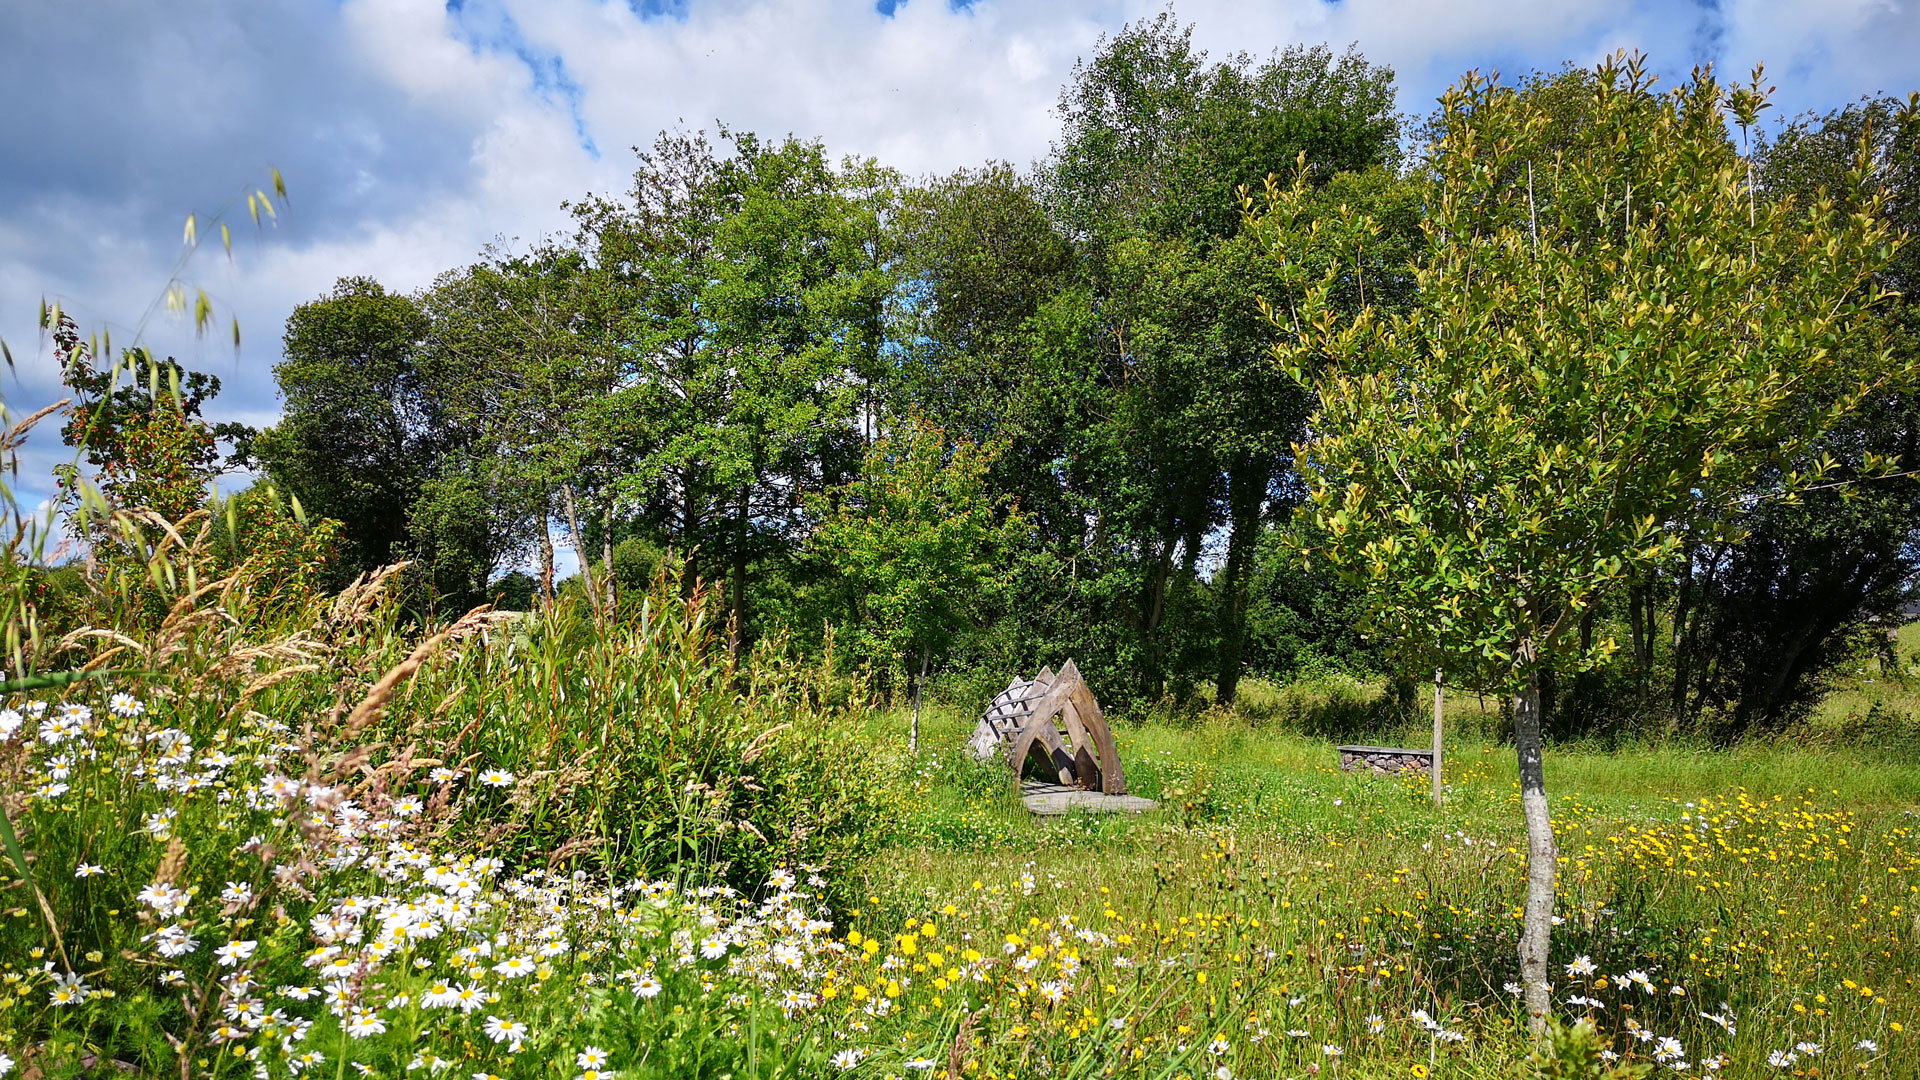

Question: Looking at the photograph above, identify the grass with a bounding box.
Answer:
[850,684,1920,1076]
[6,511,1917,1079]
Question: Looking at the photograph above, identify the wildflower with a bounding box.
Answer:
[137,882,189,917]
[634,974,662,998]
[492,955,536,978]
[1654,1037,1684,1062]
[1565,955,1597,977]
[1856,1040,1879,1052]
[1767,1050,1796,1068]
[906,1059,937,1070]
[109,692,145,717]
[479,769,516,789]
[143,809,176,839]
[700,936,728,959]
[39,714,84,744]
[1322,1045,1344,1058]
[153,926,198,958]
[48,972,90,1006]
[831,1049,863,1070]
[577,1048,610,1070]
[289,1051,325,1075]
[346,1007,387,1038]
[1568,995,1604,1010]
[1208,1038,1231,1056]
[451,981,486,1013]
[215,940,259,967]
[1039,980,1068,1004]
[74,864,104,878]
[1214,1068,1233,1080]
[1624,969,1655,994]
[0,709,21,740]
[484,1015,529,1050]
[220,881,254,906]
[1794,1042,1822,1057]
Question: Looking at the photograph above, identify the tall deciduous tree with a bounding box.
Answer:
[575,128,902,647]
[1253,55,1909,1025]
[253,277,430,577]
[1043,15,1403,702]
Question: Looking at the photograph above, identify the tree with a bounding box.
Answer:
[574,128,902,648]
[1252,56,1909,1026]
[414,249,611,612]
[252,277,431,578]
[1042,15,1404,703]
[51,312,229,527]
[1672,93,1920,735]
[800,421,1024,750]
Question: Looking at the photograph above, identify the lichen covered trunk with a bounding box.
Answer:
[1513,663,1557,1031]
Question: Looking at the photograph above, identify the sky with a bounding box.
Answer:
[4,0,1919,531]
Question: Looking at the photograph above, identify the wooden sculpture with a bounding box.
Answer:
[967,660,1128,795]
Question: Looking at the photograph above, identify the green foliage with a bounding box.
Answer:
[1254,55,1910,691]
[797,422,1024,695]
[251,276,432,577]
[50,312,227,527]
[1522,1019,1650,1080]
[1039,16,1410,704]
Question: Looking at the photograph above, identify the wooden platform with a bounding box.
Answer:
[1020,781,1160,816]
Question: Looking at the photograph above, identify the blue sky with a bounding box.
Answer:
[4,0,1918,541]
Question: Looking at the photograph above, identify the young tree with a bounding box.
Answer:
[1251,56,1909,1027]
[51,313,229,526]
[801,422,1025,751]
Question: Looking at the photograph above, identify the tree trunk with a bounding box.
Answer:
[1215,459,1266,706]
[910,642,930,754]
[1141,540,1174,700]
[538,517,556,611]
[602,498,616,611]
[731,483,750,657]
[1669,545,1697,717]
[560,482,602,616]
[1514,659,1557,1032]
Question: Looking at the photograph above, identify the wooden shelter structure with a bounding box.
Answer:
[967,660,1129,795]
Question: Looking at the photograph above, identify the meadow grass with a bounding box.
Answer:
[5,548,1916,1080]
[853,690,1920,1077]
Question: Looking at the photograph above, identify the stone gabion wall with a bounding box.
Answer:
[1338,748,1434,776]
